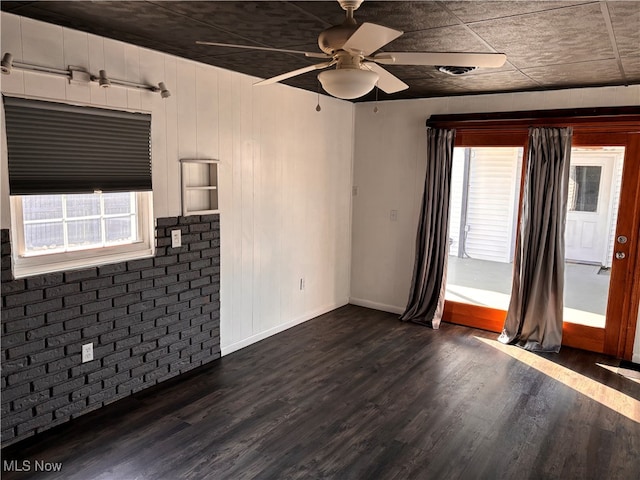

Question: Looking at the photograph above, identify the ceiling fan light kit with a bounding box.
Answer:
[319,68,379,100]
[197,0,507,100]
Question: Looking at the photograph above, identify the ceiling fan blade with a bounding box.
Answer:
[342,23,403,56]
[373,52,507,68]
[196,41,330,59]
[363,62,409,94]
[254,61,335,86]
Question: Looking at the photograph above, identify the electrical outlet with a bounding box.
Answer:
[82,343,94,363]
[352,186,359,196]
[390,210,398,222]
[171,229,182,248]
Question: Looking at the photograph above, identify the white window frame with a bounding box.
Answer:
[10,192,154,278]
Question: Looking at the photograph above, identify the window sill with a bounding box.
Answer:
[12,245,155,279]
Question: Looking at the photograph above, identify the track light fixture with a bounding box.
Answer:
[1,53,13,74]
[98,69,111,88]
[158,82,171,98]
[0,51,170,99]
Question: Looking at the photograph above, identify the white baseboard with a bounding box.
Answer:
[221,299,349,356]
[348,297,404,315]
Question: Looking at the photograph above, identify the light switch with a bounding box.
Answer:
[171,229,182,248]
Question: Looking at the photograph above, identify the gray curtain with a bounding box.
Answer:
[499,127,573,352]
[400,128,455,329]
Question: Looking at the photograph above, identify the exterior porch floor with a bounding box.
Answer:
[446,256,610,328]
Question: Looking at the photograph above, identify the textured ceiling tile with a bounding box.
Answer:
[199,41,323,61]
[470,3,615,68]
[0,1,39,12]
[443,1,591,23]
[381,64,442,80]
[356,88,419,102]
[200,50,316,82]
[155,1,327,48]
[384,24,492,53]
[608,1,640,57]
[284,76,321,90]
[621,56,640,81]
[5,4,194,57]
[522,59,625,86]
[408,70,540,95]
[288,1,346,28]
[382,61,514,80]
[294,1,459,33]
[14,1,247,58]
[1,0,637,101]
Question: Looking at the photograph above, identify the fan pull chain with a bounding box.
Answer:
[373,83,379,113]
[316,81,322,112]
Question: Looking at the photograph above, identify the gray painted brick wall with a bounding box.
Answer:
[1,215,221,447]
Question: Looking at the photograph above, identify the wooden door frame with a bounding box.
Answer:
[431,107,640,359]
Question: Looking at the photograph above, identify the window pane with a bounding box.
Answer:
[446,147,523,310]
[104,192,134,215]
[105,217,134,243]
[67,219,102,247]
[66,194,100,218]
[568,166,601,212]
[25,223,64,251]
[22,195,63,221]
[564,147,624,328]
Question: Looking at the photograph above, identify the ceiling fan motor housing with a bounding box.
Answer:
[318,0,365,54]
[318,24,359,54]
[338,0,364,11]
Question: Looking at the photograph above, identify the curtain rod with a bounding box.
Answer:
[426,106,640,128]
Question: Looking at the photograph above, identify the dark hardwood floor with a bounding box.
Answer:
[2,305,640,479]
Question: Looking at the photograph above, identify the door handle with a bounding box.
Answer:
[615,252,626,260]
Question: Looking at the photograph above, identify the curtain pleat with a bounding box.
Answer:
[499,127,573,352]
[400,128,455,329]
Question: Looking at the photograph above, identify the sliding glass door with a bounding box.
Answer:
[442,127,640,358]
[564,132,639,357]
[563,147,624,330]
[446,146,522,311]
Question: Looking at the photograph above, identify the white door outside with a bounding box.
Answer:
[565,151,615,265]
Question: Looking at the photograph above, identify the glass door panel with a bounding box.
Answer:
[563,147,625,328]
[442,127,639,358]
[445,146,523,310]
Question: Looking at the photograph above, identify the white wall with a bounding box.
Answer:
[0,13,354,356]
[350,85,640,358]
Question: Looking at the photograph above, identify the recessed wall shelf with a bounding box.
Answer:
[180,158,219,216]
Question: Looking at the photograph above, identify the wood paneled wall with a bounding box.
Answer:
[1,12,355,355]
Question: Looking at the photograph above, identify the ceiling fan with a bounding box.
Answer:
[197,0,506,100]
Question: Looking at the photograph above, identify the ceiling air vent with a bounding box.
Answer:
[437,66,478,75]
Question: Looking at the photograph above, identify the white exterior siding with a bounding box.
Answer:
[463,147,522,263]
